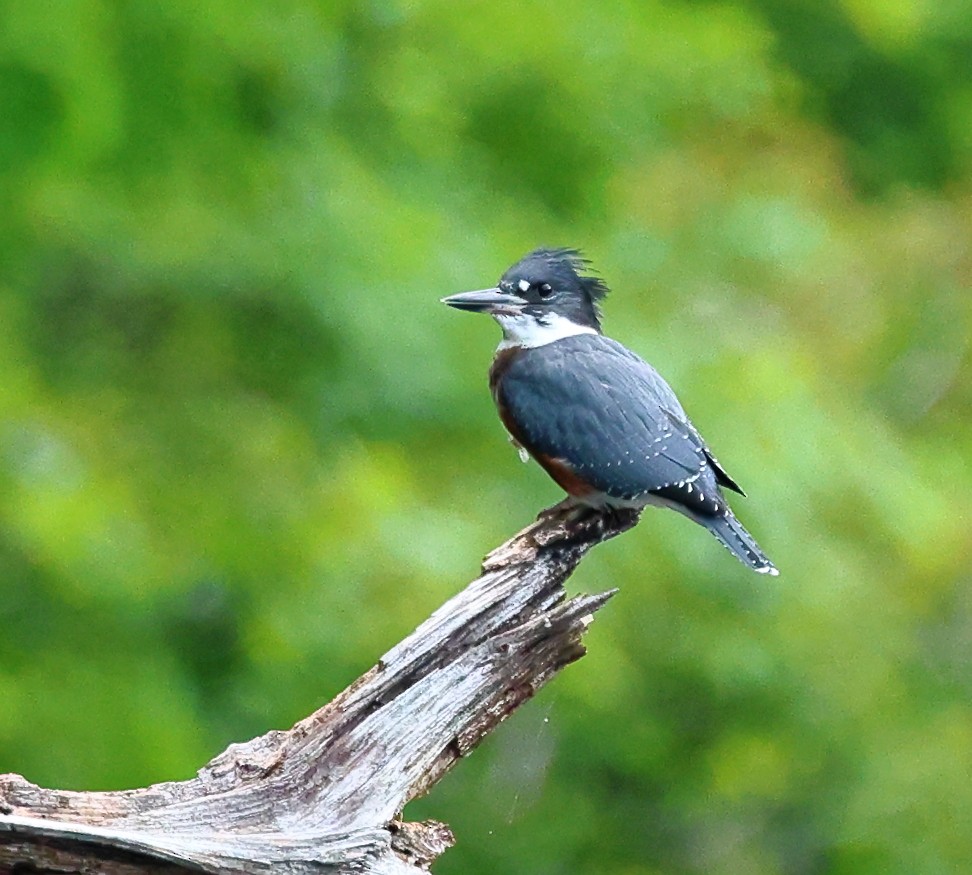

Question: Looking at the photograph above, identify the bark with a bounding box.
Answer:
[0,505,640,874]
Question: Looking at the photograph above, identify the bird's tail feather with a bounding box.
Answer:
[706,512,778,576]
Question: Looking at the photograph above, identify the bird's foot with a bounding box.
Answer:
[534,496,589,525]
[482,500,641,572]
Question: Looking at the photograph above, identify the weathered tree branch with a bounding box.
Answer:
[0,505,640,874]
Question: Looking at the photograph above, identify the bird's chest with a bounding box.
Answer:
[489,346,531,461]
[488,346,521,396]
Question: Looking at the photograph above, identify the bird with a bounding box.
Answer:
[441,247,778,576]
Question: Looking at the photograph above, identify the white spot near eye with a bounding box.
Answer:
[518,279,531,292]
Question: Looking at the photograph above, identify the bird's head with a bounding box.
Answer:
[442,248,609,347]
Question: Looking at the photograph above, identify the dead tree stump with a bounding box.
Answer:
[0,505,640,874]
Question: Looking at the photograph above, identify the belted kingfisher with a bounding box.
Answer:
[442,247,778,575]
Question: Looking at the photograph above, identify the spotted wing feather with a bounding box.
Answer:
[496,334,730,505]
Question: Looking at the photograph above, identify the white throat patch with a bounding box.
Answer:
[495,312,598,350]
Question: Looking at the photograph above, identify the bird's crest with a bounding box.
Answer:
[526,247,611,306]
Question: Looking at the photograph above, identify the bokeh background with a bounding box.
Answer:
[2,2,971,873]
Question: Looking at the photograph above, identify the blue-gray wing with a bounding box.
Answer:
[497,335,738,509]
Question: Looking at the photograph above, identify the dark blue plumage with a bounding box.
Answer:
[495,334,722,501]
[442,248,778,575]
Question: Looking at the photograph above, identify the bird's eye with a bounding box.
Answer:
[539,283,554,299]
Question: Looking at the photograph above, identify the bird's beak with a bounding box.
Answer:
[440,288,527,314]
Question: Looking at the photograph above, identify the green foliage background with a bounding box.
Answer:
[1,2,970,873]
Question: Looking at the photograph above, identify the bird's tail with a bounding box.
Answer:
[705,511,779,576]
